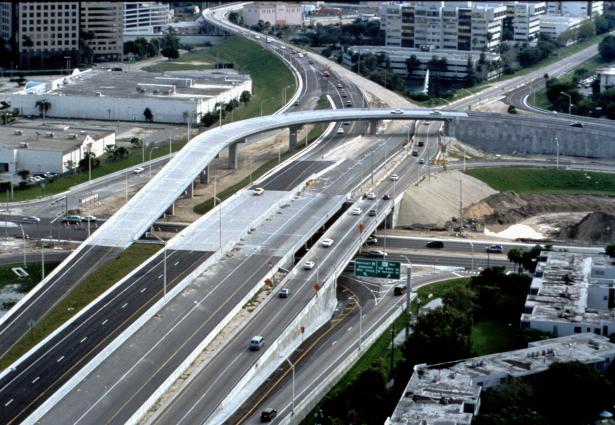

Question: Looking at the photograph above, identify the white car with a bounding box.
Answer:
[303,260,315,270]
[351,207,362,215]
[337,127,344,134]
[253,187,265,196]
[81,215,97,222]
[22,216,40,223]
[391,108,403,114]
[321,238,334,247]
[431,110,442,115]
[133,167,145,174]
[366,192,376,200]
[390,174,399,181]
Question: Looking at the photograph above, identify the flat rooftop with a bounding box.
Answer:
[598,66,615,76]
[0,126,112,153]
[389,334,615,425]
[347,45,501,61]
[32,69,251,100]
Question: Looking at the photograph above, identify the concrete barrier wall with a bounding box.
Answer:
[451,114,615,159]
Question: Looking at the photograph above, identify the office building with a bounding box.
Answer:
[382,2,507,52]
[386,334,615,425]
[539,14,584,39]
[123,1,172,36]
[546,1,603,17]
[521,251,615,337]
[243,2,304,27]
[0,2,80,68]
[598,66,615,93]
[11,68,252,124]
[510,1,546,43]
[80,2,123,62]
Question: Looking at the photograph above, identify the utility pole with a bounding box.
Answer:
[459,180,463,233]
[406,264,412,337]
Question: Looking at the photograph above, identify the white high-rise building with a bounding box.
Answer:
[123,1,172,36]
[511,1,546,43]
[546,1,603,17]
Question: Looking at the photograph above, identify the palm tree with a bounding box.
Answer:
[35,99,51,124]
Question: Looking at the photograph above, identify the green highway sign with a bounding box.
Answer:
[354,258,401,279]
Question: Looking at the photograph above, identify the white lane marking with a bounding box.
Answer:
[332,340,337,346]
[347,326,352,332]
[158,274,163,279]
[452,272,462,277]
[140,287,147,293]
[121,303,128,309]
[80,337,87,344]
[174,261,179,267]
[31,376,39,384]
[101,319,108,326]
[4,398,13,407]
[57,356,64,363]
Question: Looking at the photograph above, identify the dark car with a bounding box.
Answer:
[412,150,418,157]
[418,141,424,147]
[394,285,407,296]
[62,215,81,224]
[293,100,300,106]
[369,209,377,217]
[426,240,444,249]
[383,194,391,200]
[569,121,583,128]
[261,407,278,422]
[486,244,504,254]
[366,250,387,257]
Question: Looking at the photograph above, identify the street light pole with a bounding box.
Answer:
[555,136,560,169]
[149,146,159,177]
[19,224,26,267]
[560,91,572,115]
[151,233,167,304]
[349,296,363,349]
[283,356,296,415]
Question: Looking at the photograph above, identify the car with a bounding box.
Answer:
[367,250,387,258]
[308,60,314,64]
[426,240,444,249]
[422,121,430,125]
[133,167,145,174]
[351,207,362,215]
[343,122,350,126]
[253,187,265,196]
[486,244,504,254]
[346,101,352,106]
[570,121,583,128]
[293,100,300,106]
[368,209,377,216]
[341,93,348,98]
[412,150,418,157]
[430,110,442,115]
[321,238,334,247]
[81,215,97,222]
[394,285,407,296]
[390,174,399,181]
[366,192,376,200]
[391,108,403,114]
[278,288,290,298]
[33,173,46,179]
[249,335,264,351]
[418,141,424,147]
[337,127,345,134]
[260,407,278,422]
[31,176,43,182]
[22,216,40,223]
[303,260,315,270]
[337,83,343,88]
[418,158,425,164]
[44,171,57,178]
[62,215,81,224]
[382,194,391,200]
[366,236,378,245]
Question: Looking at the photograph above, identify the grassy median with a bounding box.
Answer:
[0,262,61,310]
[0,243,160,370]
[466,167,615,196]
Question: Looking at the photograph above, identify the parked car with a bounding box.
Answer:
[22,216,40,223]
[303,260,315,270]
[351,207,362,215]
[260,407,278,422]
[426,240,444,249]
[321,238,334,247]
[278,288,290,298]
[486,244,504,254]
[44,171,57,179]
[81,215,97,222]
[62,215,81,224]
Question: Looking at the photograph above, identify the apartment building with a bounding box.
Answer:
[243,2,304,27]
[546,1,604,17]
[382,2,507,52]
[510,1,546,43]
[80,2,123,62]
[123,1,172,36]
[0,2,80,67]
[539,14,584,39]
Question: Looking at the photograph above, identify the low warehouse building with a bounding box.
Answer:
[0,126,115,175]
[11,68,252,124]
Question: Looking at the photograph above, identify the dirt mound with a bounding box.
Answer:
[562,211,615,243]
[465,192,615,225]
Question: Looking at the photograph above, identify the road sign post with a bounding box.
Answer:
[354,258,400,279]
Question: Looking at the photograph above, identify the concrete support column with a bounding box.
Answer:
[200,165,210,184]
[184,181,194,198]
[228,142,238,169]
[369,119,379,135]
[289,125,301,151]
[444,119,455,139]
[164,202,175,217]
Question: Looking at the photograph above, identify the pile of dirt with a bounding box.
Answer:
[464,192,615,225]
[561,211,615,243]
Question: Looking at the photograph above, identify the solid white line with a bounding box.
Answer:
[158,274,163,279]
[31,376,39,384]
[80,337,87,344]
[101,319,108,326]
[5,398,13,407]
[140,288,147,293]
[121,303,128,309]
[57,356,64,363]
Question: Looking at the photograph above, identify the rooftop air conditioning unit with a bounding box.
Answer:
[13,130,22,136]
[68,133,77,139]
[95,91,102,96]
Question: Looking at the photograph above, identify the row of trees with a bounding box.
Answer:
[200,91,251,127]
[124,30,181,61]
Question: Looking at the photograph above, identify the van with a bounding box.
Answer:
[249,336,265,351]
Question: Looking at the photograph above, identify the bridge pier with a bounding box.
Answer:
[200,165,210,185]
[289,125,302,151]
[228,142,238,169]
[444,118,456,139]
[369,119,379,135]
[184,181,194,198]
[164,202,175,217]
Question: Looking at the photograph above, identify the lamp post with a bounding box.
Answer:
[282,356,296,415]
[283,84,293,105]
[349,296,363,349]
[18,224,26,267]
[555,136,560,169]
[403,125,412,146]
[560,91,572,115]
[260,96,275,116]
[149,146,159,177]
[469,241,474,272]
[150,233,167,304]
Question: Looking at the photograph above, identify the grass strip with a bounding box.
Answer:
[0,262,61,309]
[466,167,615,196]
[0,243,160,370]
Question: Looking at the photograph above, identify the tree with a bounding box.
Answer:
[35,99,51,117]
[606,243,615,257]
[507,247,524,272]
[161,47,179,60]
[143,107,153,122]
[507,105,517,114]
[577,20,596,41]
[129,137,142,147]
[78,151,100,172]
[160,29,180,51]
[79,30,96,64]
[595,15,610,34]
[64,160,76,174]
[239,90,251,104]
[17,169,30,181]
[442,285,476,317]
[405,55,421,77]
[599,35,615,61]
[200,112,217,128]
